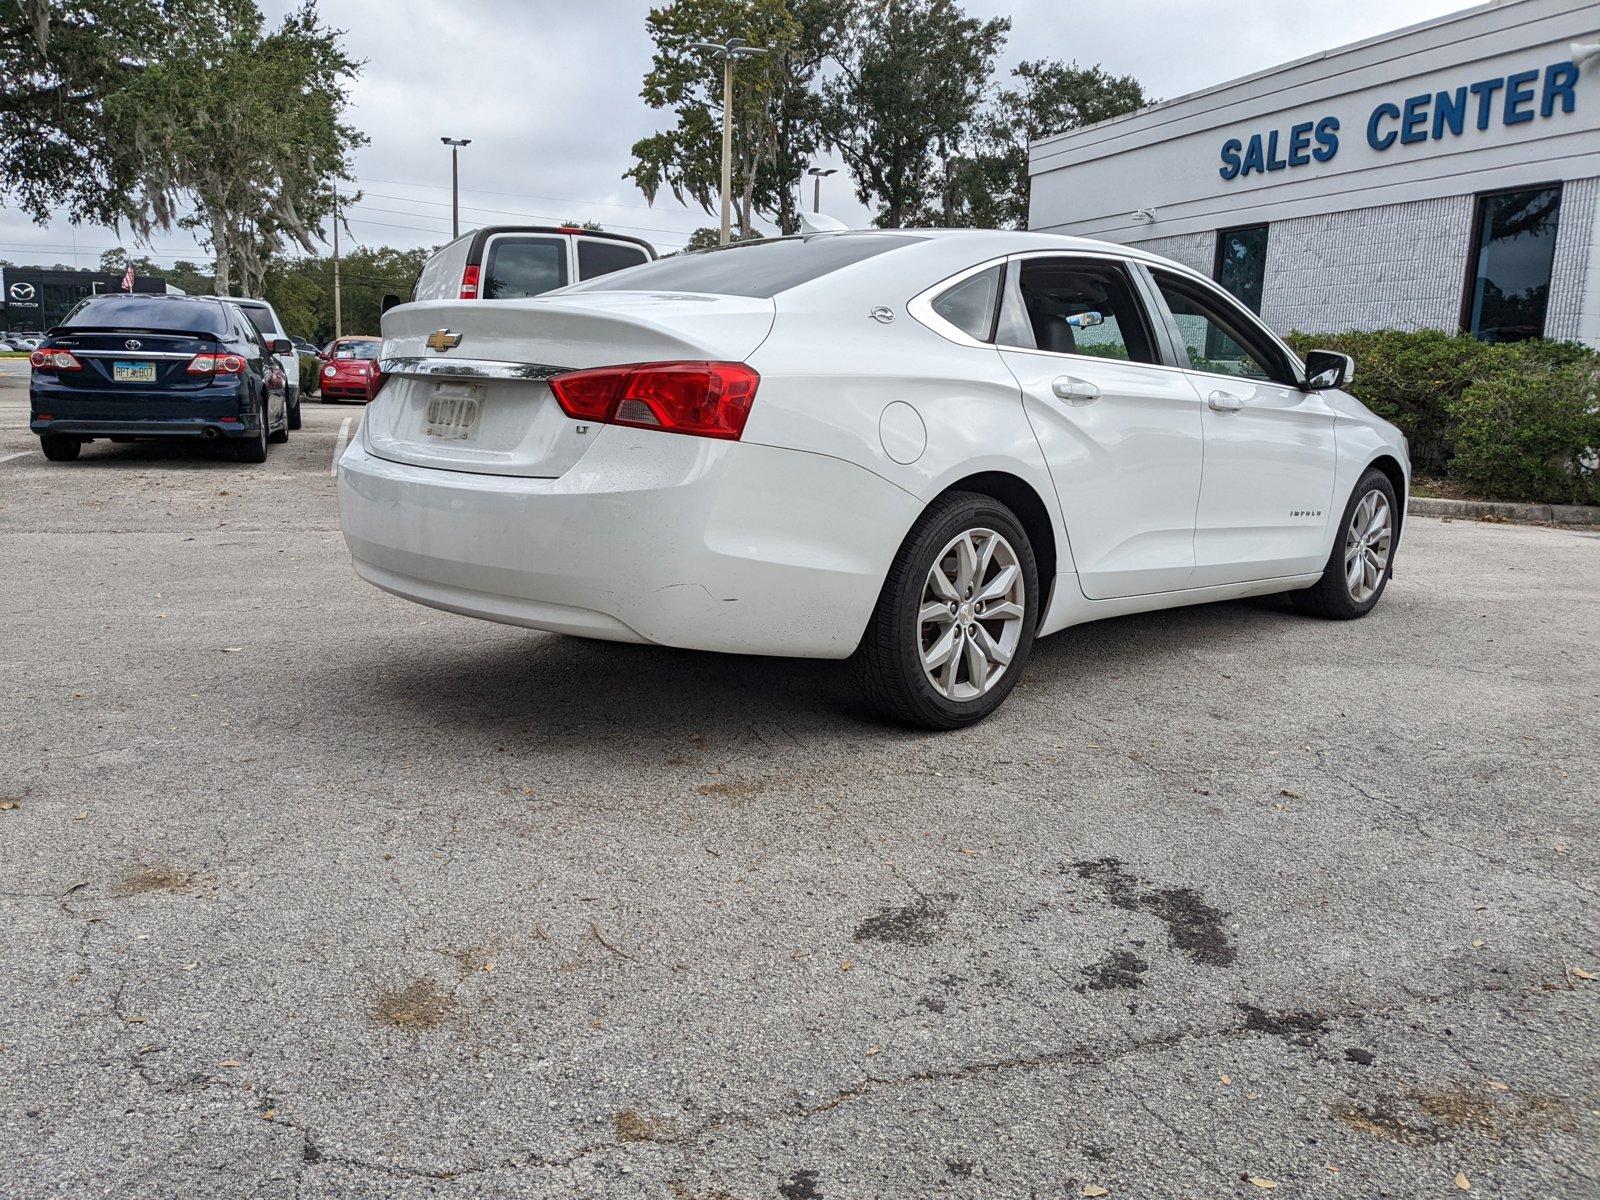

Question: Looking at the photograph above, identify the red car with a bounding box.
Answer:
[318,336,383,402]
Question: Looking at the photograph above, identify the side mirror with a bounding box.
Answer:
[270,337,293,354]
[1304,349,1355,391]
[381,294,401,315]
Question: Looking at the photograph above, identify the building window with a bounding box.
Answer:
[1213,224,1269,314]
[1462,185,1562,343]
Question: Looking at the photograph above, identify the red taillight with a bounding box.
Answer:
[30,348,82,372]
[459,264,480,299]
[187,352,246,375]
[549,361,759,441]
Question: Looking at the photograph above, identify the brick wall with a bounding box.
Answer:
[1545,177,1599,346]
[1123,182,1600,344]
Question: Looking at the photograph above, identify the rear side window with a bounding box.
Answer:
[60,296,228,335]
[236,304,281,338]
[1004,258,1156,365]
[413,233,473,301]
[577,239,650,281]
[929,265,1002,341]
[567,234,927,299]
[483,236,568,298]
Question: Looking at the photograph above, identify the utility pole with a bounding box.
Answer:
[807,166,837,213]
[441,137,472,238]
[332,187,343,340]
[691,38,767,246]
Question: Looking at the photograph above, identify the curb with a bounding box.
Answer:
[1408,496,1600,525]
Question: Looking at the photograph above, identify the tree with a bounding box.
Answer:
[627,0,841,237]
[114,1,365,297]
[0,0,234,225]
[263,245,430,343]
[821,0,1007,228]
[678,225,763,253]
[928,60,1147,229]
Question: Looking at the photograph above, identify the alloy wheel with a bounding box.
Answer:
[1343,488,1392,603]
[918,528,1027,701]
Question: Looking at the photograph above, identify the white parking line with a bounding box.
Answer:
[330,417,352,476]
[0,450,33,466]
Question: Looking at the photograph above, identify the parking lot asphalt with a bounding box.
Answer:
[0,362,1596,1200]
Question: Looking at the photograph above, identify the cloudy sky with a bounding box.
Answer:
[2,0,1478,270]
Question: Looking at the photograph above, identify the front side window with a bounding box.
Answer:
[1463,185,1562,343]
[929,265,1002,341]
[1214,224,1269,315]
[483,237,568,299]
[1002,258,1156,364]
[577,239,650,281]
[1153,272,1288,384]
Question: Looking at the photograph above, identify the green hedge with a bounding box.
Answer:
[1284,329,1600,504]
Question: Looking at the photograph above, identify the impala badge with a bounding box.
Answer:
[426,329,462,352]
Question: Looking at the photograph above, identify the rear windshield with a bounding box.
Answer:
[235,303,281,337]
[60,295,228,335]
[484,236,567,298]
[566,233,926,299]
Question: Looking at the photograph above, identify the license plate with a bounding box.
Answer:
[113,361,157,383]
[424,383,482,440]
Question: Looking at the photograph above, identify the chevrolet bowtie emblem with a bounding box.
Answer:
[425,328,462,352]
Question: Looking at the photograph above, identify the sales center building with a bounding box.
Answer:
[1027,0,1600,347]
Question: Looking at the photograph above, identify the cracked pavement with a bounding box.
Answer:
[0,372,1597,1198]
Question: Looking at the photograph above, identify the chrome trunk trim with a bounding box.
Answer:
[378,356,572,382]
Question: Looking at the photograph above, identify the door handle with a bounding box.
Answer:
[1207,390,1243,412]
[1052,375,1101,402]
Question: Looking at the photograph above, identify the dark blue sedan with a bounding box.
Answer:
[29,293,291,463]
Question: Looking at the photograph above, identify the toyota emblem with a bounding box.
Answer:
[125,338,143,351]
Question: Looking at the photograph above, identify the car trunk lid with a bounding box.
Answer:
[366,292,775,478]
[45,330,219,391]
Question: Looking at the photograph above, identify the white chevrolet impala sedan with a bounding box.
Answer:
[337,229,1408,728]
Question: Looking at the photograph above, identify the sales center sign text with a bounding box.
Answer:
[1218,61,1584,181]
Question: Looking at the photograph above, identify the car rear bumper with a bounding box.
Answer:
[31,417,260,439]
[336,425,920,659]
[31,379,257,439]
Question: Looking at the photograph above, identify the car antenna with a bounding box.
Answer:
[799,211,849,237]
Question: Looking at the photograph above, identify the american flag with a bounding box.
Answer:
[121,264,134,292]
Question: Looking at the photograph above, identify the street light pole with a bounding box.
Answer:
[440,137,472,238]
[691,38,767,246]
[331,186,342,340]
[806,166,838,213]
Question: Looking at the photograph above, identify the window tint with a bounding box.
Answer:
[1153,273,1284,383]
[414,233,473,301]
[1463,185,1561,343]
[235,304,281,338]
[1004,258,1156,364]
[577,239,650,281]
[929,265,1002,341]
[568,233,926,299]
[60,295,228,335]
[483,237,568,299]
[1214,225,1269,315]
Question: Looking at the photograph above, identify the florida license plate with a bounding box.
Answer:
[113,361,157,383]
[424,383,482,441]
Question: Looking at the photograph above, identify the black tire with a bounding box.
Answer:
[235,398,269,463]
[1292,467,1397,619]
[853,491,1040,730]
[40,434,81,462]
[286,395,302,431]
